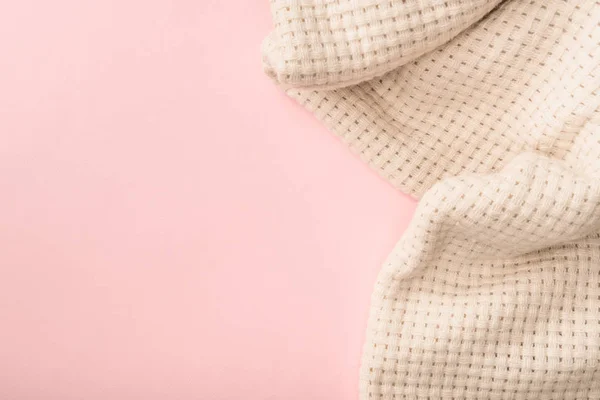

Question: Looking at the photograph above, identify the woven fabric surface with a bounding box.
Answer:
[263,0,600,398]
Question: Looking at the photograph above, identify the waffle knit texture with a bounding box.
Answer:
[263,0,600,398]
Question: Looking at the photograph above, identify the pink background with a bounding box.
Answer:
[0,1,416,399]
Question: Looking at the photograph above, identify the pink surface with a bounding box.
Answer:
[0,2,417,399]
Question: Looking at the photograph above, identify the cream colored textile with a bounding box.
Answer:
[263,0,600,398]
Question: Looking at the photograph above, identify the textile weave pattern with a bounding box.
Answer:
[263,0,600,398]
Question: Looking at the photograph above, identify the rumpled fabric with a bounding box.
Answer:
[263,1,600,398]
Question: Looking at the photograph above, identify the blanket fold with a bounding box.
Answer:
[263,0,505,89]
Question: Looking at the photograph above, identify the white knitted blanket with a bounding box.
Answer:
[263,1,600,398]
